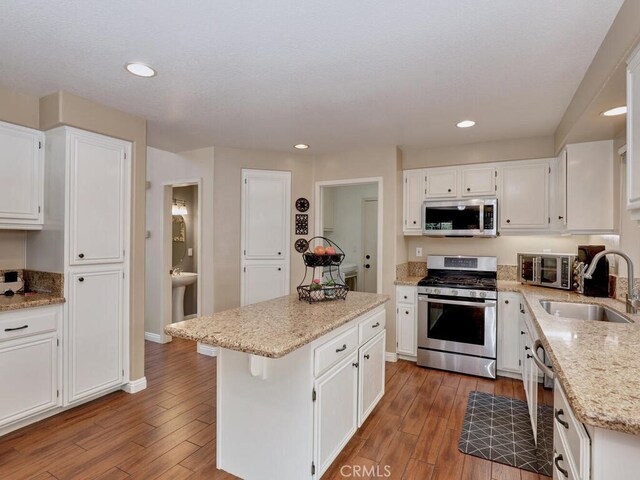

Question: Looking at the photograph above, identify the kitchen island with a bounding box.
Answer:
[165,292,389,480]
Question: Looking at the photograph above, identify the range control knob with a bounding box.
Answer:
[469,291,476,297]
[434,288,441,295]
[450,290,458,296]
[480,292,487,298]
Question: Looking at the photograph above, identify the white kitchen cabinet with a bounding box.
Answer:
[358,330,385,426]
[497,292,522,376]
[68,130,129,265]
[314,351,359,477]
[242,262,287,306]
[426,167,457,198]
[242,169,290,260]
[551,149,568,232]
[0,121,44,229]
[462,166,496,197]
[627,44,640,219]
[403,169,426,234]
[322,187,335,232]
[0,305,61,430]
[66,267,124,405]
[396,286,417,357]
[520,304,538,442]
[500,159,550,230]
[565,141,614,233]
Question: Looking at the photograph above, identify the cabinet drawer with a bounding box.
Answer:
[554,380,590,479]
[0,306,59,342]
[314,326,359,377]
[396,286,416,305]
[553,428,579,480]
[358,309,385,345]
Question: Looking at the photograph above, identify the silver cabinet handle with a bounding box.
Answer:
[371,322,380,328]
[555,409,569,429]
[531,339,554,378]
[554,453,569,478]
[335,344,347,353]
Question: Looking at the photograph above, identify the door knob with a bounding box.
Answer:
[365,264,371,269]
[365,255,370,260]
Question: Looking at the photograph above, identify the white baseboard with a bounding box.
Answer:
[385,352,398,362]
[197,342,219,357]
[398,354,417,362]
[144,332,162,343]
[122,377,147,394]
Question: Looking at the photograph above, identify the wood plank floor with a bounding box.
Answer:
[0,339,553,479]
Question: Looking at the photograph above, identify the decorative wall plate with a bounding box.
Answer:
[295,197,310,212]
[295,214,309,235]
[295,238,309,253]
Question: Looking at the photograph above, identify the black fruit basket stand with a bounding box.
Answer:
[297,237,349,303]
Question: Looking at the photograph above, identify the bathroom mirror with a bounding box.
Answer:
[172,215,187,266]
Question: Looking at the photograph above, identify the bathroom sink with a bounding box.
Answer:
[171,272,198,288]
[540,300,631,323]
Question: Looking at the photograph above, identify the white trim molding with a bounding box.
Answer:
[145,331,171,344]
[385,352,398,362]
[197,342,219,357]
[122,377,147,394]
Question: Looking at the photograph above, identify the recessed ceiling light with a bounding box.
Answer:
[125,62,157,78]
[456,120,476,128]
[601,106,627,117]
[294,144,310,150]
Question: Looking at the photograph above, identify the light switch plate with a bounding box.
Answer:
[188,248,193,257]
[416,247,423,257]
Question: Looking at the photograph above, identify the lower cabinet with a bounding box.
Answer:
[396,286,417,357]
[497,292,522,375]
[314,328,386,478]
[67,267,124,405]
[0,306,61,429]
[520,305,538,441]
[314,351,359,476]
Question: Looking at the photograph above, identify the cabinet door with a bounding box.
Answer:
[67,268,124,404]
[0,333,58,427]
[242,170,290,260]
[403,169,425,233]
[497,293,522,374]
[500,161,550,230]
[462,166,496,197]
[69,131,129,265]
[396,304,417,356]
[551,149,568,230]
[242,262,288,306]
[358,331,385,426]
[0,121,43,226]
[426,168,458,198]
[520,311,538,441]
[314,352,359,477]
[627,46,640,214]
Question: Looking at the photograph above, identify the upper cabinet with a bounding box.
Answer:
[627,44,640,219]
[0,121,44,230]
[403,169,425,235]
[425,167,457,198]
[68,130,129,265]
[462,166,496,197]
[499,159,550,231]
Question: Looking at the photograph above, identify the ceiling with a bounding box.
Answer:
[0,1,625,154]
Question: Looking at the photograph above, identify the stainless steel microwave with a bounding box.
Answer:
[422,198,497,237]
[517,253,576,290]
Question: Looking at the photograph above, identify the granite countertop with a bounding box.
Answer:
[498,281,640,436]
[0,293,66,313]
[394,276,423,286]
[165,292,389,358]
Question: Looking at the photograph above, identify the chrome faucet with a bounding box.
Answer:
[584,249,638,314]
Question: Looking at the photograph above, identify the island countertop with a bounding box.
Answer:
[165,292,389,358]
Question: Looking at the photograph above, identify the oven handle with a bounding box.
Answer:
[532,339,554,379]
[418,297,496,308]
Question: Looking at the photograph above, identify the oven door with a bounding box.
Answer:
[418,294,497,358]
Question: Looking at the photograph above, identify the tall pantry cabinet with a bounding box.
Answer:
[27,127,131,406]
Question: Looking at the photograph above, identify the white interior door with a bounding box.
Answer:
[362,199,378,293]
[67,268,124,404]
[69,131,129,265]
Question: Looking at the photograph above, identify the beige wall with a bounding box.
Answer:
[401,136,554,169]
[39,91,147,381]
[212,147,314,312]
[0,232,26,269]
[313,147,401,352]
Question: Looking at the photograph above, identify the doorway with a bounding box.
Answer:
[315,178,383,294]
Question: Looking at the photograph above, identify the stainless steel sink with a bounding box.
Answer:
[539,300,632,323]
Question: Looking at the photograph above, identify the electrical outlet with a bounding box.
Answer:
[188,248,193,257]
[416,247,423,257]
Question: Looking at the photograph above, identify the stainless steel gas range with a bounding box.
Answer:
[417,255,497,379]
